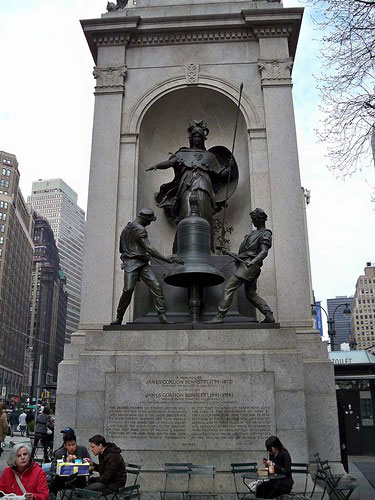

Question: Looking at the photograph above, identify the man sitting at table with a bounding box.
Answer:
[84,434,126,495]
[50,433,91,494]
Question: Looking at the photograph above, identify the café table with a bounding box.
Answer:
[242,471,286,496]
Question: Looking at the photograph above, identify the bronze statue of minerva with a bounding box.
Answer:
[110,208,181,325]
[146,120,236,248]
[207,208,276,324]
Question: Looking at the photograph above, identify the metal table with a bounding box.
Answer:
[242,472,286,496]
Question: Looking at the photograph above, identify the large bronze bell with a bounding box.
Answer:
[165,194,224,322]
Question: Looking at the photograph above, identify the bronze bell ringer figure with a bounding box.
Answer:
[110,208,181,326]
[207,208,275,324]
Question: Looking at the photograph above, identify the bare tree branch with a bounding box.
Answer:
[303,0,375,176]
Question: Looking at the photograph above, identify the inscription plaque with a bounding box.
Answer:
[105,372,275,450]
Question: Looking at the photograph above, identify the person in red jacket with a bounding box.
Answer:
[0,443,49,500]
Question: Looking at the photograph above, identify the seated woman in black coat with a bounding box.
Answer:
[256,435,294,499]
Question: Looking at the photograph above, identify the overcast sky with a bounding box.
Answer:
[0,0,374,325]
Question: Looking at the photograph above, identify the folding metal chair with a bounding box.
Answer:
[114,484,141,499]
[126,463,141,485]
[187,464,217,499]
[159,462,191,499]
[230,462,258,499]
[290,463,309,495]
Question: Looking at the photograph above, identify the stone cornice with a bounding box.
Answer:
[81,8,303,62]
[253,26,292,38]
[127,29,254,47]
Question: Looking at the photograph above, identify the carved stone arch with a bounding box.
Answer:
[132,79,255,257]
[125,77,262,136]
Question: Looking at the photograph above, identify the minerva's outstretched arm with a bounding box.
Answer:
[145,157,178,172]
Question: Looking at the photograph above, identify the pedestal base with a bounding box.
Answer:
[56,326,341,496]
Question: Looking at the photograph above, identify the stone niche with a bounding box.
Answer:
[137,86,250,255]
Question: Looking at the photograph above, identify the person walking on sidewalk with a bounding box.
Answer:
[9,408,19,437]
[19,409,27,437]
[25,410,34,437]
[31,407,52,463]
[0,403,8,457]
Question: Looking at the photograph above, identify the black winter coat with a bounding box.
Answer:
[93,443,126,492]
[269,448,294,490]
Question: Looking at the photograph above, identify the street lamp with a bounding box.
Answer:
[312,302,351,351]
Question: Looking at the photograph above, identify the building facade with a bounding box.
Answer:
[327,296,354,349]
[27,179,85,340]
[28,216,68,396]
[351,263,375,350]
[0,151,34,401]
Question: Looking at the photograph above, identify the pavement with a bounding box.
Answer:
[348,455,375,500]
[1,436,375,498]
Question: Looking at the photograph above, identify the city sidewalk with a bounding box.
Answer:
[1,440,375,499]
[348,455,375,500]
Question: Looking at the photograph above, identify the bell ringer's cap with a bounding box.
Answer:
[138,208,156,221]
[61,427,75,435]
[249,207,268,220]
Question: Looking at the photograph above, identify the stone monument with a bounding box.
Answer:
[56,1,342,496]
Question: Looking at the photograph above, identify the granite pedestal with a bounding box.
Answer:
[56,325,339,497]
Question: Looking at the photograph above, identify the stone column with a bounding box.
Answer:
[248,127,278,317]
[113,132,139,323]
[79,64,127,329]
[257,34,312,328]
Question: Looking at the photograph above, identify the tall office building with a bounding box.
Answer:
[28,216,68,394]
[0,151,34,400]
[327,296,354,349]
[351,263,375,350]
[27,179,85,340]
